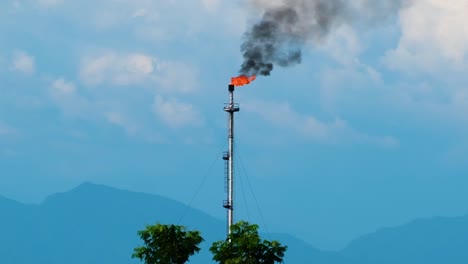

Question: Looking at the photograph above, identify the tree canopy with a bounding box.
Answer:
[132,223,204,264]
[210,221,287,264]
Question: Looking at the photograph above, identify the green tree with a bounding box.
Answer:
[210,221,287,264]
[132,223,204,264]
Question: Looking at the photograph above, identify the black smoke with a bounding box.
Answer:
[239,0,410,76]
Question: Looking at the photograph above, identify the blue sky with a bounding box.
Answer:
[1,0,468,250]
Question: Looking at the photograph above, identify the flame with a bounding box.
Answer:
[230,75,256,86]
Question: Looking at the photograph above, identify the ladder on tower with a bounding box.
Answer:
[222,151,231,209]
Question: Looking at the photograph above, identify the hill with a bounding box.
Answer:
[0,183,332,263]
[1,183,468,264]
[341,214,468,264]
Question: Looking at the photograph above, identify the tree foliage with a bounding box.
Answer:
[210,221,287,264]
[132,223,204,264]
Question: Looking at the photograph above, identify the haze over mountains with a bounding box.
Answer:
[0,183,467,264]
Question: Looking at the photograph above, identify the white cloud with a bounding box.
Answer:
[384,0,468,73]
[11,50,35,74]
[48,78,91,119]
[48,67,200,141]
[38,0,63,7]
[153,60,198,93]
[393,82,468,126]
[48,78,166,141]
[132,8,148,18]
[52,78,75,94]
[319,24,363,66]
[131,0,246,40]
[244,99,398,148]
[249,0,284,9]
[128,54,154,74]
[105,112,138,135]
[319,65,383,114]
[153,95,204,128]
[80,53,154,86]
[316,60,468,135]
[201,0,220,12]
[104,111,166,143]
[80,52,198,93]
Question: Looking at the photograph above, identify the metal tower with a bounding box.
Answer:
[223,84,239,236]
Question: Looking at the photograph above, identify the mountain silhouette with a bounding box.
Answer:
[341,214,468,264]
[0,183,332,263]
[0,183,222,263]
[1,183,467,263]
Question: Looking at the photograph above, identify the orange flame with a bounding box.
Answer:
[230,75,256,86]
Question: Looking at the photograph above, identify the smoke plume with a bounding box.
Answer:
[240,0,410,76]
